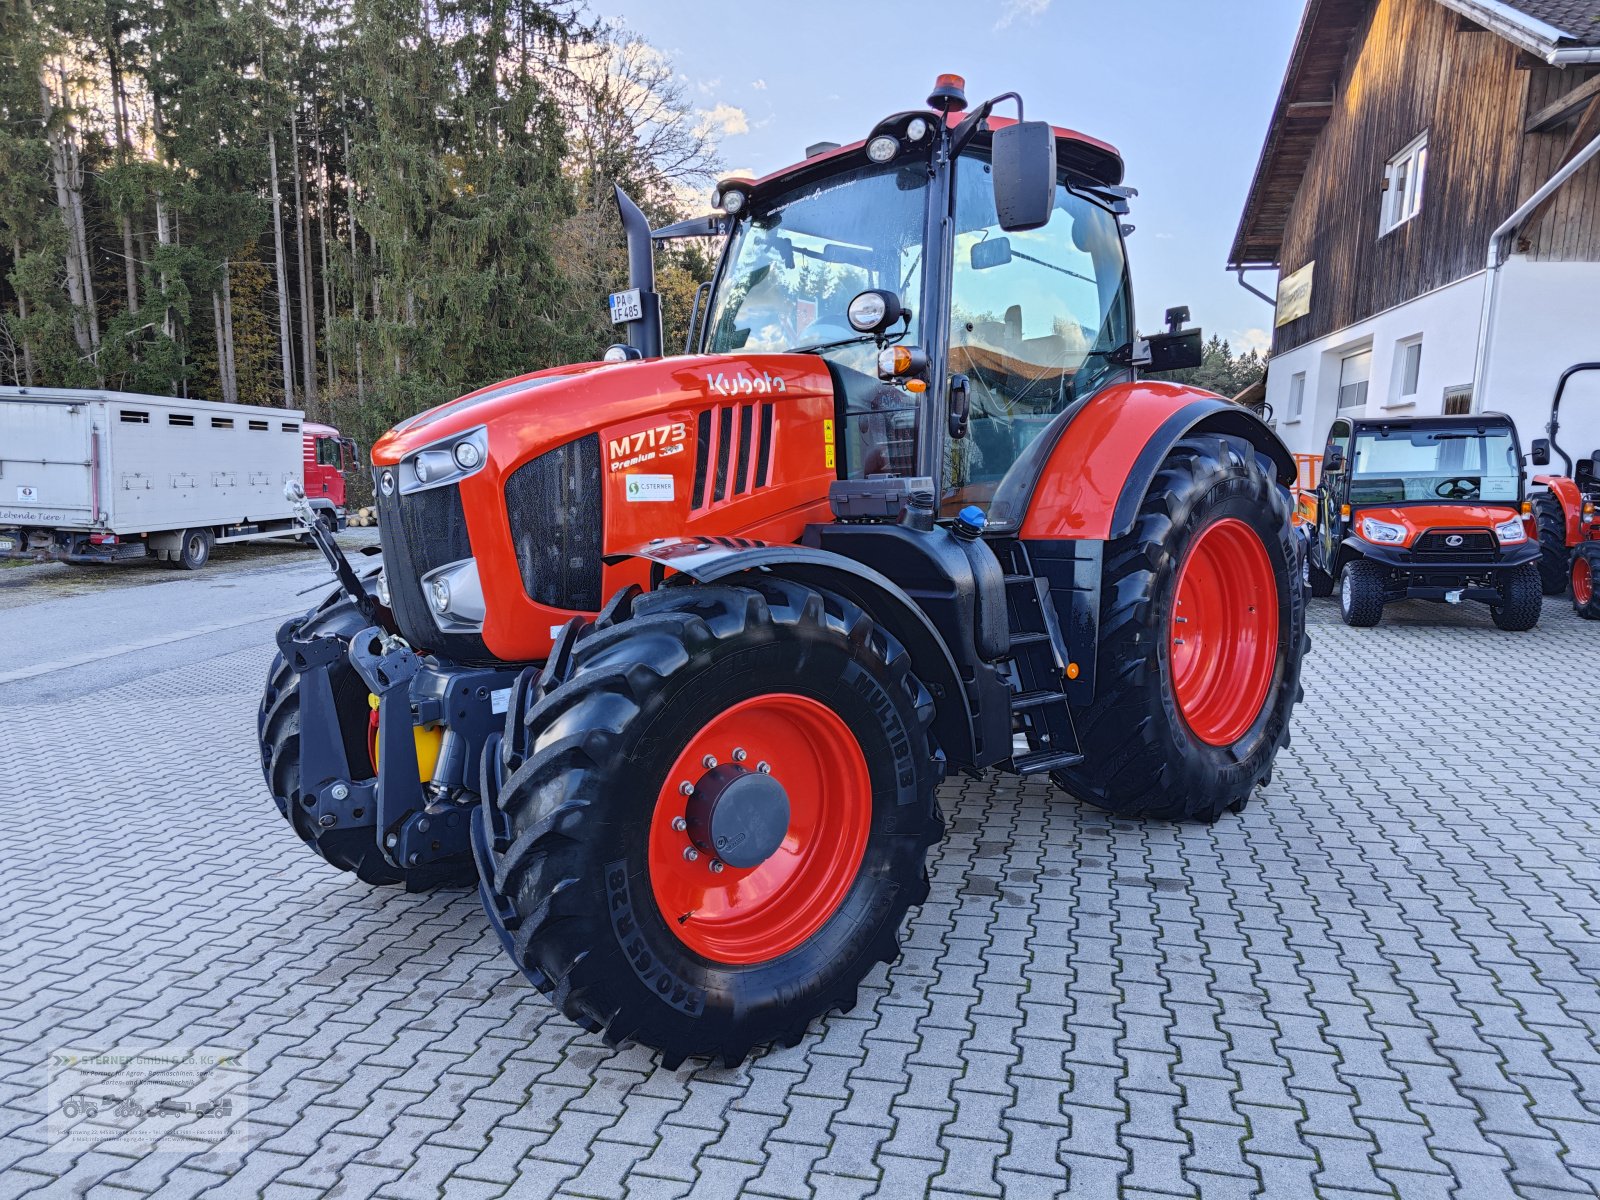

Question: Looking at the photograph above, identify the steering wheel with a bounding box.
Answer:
[1435,477,1479,500]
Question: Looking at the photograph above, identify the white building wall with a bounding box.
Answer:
[1264,259,1600,468]
[1265,272,1487,458]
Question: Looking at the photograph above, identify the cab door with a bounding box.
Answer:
[1317,420,1352,570]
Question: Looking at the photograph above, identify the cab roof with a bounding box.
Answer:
[719,109,1125,201]
[1349,411,1516,430]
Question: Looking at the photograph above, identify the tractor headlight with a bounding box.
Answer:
[1359,517,1407,545]
[421,558,485,633]
[867,135,900,163]
[400,426,488,495]
[1494,516,1527,544]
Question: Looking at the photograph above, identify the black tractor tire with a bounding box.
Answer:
[1491,562,1543,631]
[1573,543,1600,620]
[1302,538,1334,597]
[171,528,213,571]
[1530,492,1570,596]
[475,578,943,1068]
[1049,435,1307,823]
[259,588,475,889]
[1339,559,1387,627]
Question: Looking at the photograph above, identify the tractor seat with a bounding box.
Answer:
[1578,454,1600,495]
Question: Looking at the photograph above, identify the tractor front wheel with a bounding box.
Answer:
[1571,544,1600,620]
[1530,493,1570,596]
[474,579,943,1067]
[1050,435,1307,823]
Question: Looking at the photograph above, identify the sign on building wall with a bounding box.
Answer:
[1276,261,1315,327]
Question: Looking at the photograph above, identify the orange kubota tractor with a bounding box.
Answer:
[1527,363,1600,618]
[261,77,1309,1066]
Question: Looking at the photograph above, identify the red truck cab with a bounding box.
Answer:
[303,422,357,513]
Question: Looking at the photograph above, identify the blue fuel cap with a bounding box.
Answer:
[953,505,987,540]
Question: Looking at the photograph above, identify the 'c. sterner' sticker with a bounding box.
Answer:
[625,474,675,502]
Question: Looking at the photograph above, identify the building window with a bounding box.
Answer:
[1443,386,1473,415]
[1287,372,1306,422]
[1387,338,1422,408]
[1338,349,1372,411]
[1381,134,1428,235]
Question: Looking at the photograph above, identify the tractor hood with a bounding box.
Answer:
[1352,503,1521,547]
[372,353,836,467]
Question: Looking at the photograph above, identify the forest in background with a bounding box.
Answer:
[0,0,722,467]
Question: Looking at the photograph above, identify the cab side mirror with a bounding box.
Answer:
[992,121,1056,232]
[1325,447,1346,473]
[1530,438,1551,467]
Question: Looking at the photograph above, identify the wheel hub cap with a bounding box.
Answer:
[685,764,791,869]
[649,693,872,965]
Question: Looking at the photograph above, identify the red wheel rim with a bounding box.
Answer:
[648,694,872,965]
[1169,517,1280,747]
[1576,555,1594,607]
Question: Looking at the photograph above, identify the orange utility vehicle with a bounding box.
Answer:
[1528,363,1600,618]
[261,77,1309,1066]
[1300,412,1541,630]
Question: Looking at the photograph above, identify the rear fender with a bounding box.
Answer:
[1013,382,1295,542]
[606,538,993,770]
[1532,476,1583,546]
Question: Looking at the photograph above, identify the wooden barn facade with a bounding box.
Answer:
[1232,0,1600,462]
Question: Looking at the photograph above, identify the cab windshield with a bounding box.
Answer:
[1351,425,1522,504]
[705,159,930,478]
[705,161,927,356]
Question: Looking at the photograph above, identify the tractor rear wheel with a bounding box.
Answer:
[1530,492,1570,596]
[1339,559,1386,627]
[474,578,942,1067]
[259,589,475,889]
[1571,543,1600,620]
[1050,435,1307,823]
[1490,562,1542,631]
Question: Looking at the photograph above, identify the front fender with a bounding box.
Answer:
[607,537,983,769]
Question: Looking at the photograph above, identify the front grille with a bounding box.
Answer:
[505,436,603,611]
[374,474,488,660]
[692,401,776,510]
[1413,529,1497,560]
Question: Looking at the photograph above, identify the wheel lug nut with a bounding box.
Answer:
[709,860,724,874]
[683,847,699,862]
[757,761,771,774]
[672,817,687,832]
[702,754,717,768]
[679,781,694,796]
[732,748,747,762]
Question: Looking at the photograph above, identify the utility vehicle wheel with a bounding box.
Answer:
[1302,540,1334,597]
[1491,562,1542,631]
[474,579,943,1067]
[1050,435,1307,823]
[171,528,213,571]
[1530,493,1570,595]
[259,588,476,889]
[1570,544,1600,620]
[1339,559,1386,627]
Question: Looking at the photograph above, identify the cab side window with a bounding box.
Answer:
[316,438,340,467]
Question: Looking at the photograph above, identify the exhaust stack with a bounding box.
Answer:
[614,186,663,360]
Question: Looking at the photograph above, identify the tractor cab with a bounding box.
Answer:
[1303,412,1541,628]
[644,76,1198,519]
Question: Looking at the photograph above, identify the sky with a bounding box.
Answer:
[589,0,1304,358]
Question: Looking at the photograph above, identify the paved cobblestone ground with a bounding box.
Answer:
[2,592,1600,1198]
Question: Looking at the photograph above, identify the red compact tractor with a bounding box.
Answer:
[1528,363,1600,618]
[261,77,1308,1066]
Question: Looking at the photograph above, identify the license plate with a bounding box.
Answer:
[608,288,643,324]
[0,537,15,552]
